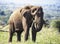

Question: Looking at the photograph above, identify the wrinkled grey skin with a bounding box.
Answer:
[8,5,44,42]
[8,6,33,42]
[31,6,44,42]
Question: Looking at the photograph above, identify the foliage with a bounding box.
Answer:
[50,20,60,28]
[50,20,60,32]
[0,9,12,25]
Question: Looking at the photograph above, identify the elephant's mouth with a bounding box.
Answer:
[32,21,43,32]
[34,23,41,32]
[32,22,40,32]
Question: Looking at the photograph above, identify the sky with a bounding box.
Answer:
[0,0,60,6]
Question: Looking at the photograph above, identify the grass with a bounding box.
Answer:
[0,26,60,44]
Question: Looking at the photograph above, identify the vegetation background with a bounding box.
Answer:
[0,0,60,44]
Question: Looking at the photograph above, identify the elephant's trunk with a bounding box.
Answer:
[32,19,43,32]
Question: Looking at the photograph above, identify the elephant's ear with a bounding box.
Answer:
[38,6,44,17]
[38,6,44,15]
[23,10,30,18]
[31,8,38,15]
[24,5,33,9]
[23,10,33,21]
[39,6,43,12]
[24,6,31,9]
[31,8,36,13]
[20,6,31,13]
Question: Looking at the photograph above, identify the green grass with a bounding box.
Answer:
[0,26,60,44]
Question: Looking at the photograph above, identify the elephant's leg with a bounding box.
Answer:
[22,17,30,41]
[32,30,36,42]
[9,32,14,42]
[17,30,23,42]
[9,23,14,42]
[17,32,21,41]
[9,23,15,42]
[22,22,29,41]
[32,24,37,42]
[24,28,29,41]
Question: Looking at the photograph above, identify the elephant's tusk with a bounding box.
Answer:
[31,9,38,15]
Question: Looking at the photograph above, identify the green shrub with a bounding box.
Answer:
[50,20,60,28]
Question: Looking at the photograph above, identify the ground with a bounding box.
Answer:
[0,25,60,44]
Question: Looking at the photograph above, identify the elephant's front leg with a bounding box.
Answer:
[16,30,23,42]
[22,17,29,41]
[32,30,37,42]
[24,27,29,41]
[23,24,29,41]
[32,23,37,42]
[17,31,21,42]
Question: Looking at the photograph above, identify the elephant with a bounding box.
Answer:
[8,5,44,42]
[8,6,33,42]
[31,6,44,42]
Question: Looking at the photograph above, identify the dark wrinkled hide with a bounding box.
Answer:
[31,6,44,42]
[8,5,44,42]
[8,6,33,42]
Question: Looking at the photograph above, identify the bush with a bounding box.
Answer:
[50,20,60,32]
[50,20,60,28]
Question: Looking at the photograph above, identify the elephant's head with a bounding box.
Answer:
[20,7,34,27]
[31,6,44,32]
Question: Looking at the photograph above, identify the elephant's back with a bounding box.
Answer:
[8,8,23,24]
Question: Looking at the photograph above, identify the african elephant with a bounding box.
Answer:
[8,6,33,42]
[8,5,44,42]
[31,6,44,42]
